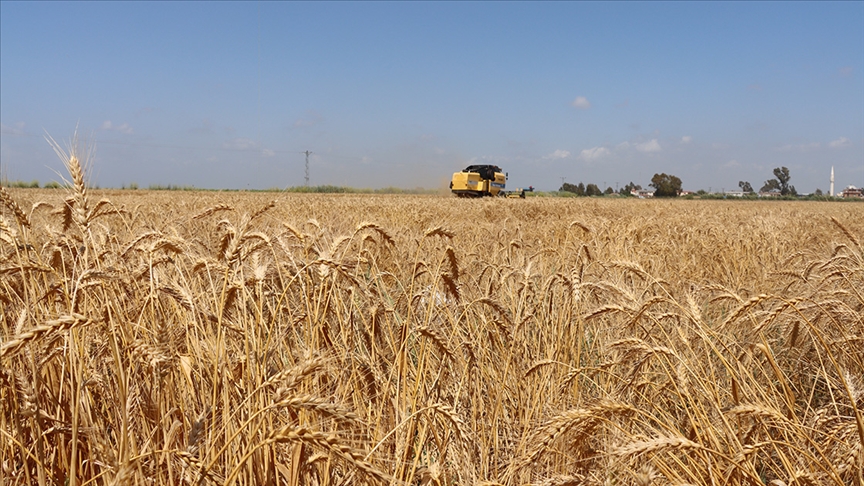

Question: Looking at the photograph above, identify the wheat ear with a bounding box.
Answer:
[225,426,391,485]
[0,185,30,228]
[45,130,89,226]
[1,314,93,358]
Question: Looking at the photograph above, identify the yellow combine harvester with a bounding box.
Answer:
[449,165,507,198]
[450,165,533,198]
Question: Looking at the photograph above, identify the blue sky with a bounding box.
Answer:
[1,1,862,192]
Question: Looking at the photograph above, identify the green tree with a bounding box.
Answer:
[650,173,682,197]
[585,183,602,196]
[604,186,614,195]
[738,181,754,193]
[763,167,795,195]
[760,179,780,193]
[774,167,792,195]
[560,182,579,194]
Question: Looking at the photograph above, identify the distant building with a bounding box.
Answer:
[631,189,655,198]
[724,191,745,198]
[759,190,782,198]
[679,190,694,197]
[841,185,863,198]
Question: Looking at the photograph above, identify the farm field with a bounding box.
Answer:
[1,185,863,485]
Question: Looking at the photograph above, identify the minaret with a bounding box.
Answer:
[830,166,835,196]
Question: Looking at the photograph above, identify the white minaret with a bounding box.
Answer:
[830,166,835,196]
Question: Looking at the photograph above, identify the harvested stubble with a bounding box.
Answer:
[1,179,863,485]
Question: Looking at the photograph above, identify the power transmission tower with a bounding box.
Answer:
[304,151,312,187]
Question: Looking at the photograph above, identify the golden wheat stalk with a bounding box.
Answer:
[425,226,455,239]
[0,185,30,228]
[417,325,456,363]
[354,221,395,246]
[722,293,772,328]
[271,393,359,423]
[45,130,90,227]
[518,400,637,469]
[225,426,391,485]
[192,203,235,220]
[0,215,18,246]
[612,436,704,457]
[248,200,276,223]
[831,216,861,249]
[1,314,93,358]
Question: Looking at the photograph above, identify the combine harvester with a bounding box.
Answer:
[449,165,533,198]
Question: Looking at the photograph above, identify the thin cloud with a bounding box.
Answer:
[838,66,853,78]
[262,149,275,157]
[723,159,740,168]
[468,154,509,165]
[222,138,259,150]
[544,149,571,160]
[293,119,317,128]
[293,111,323,128]
[776,142,820,152]
[680,136,692,144]
[636,139,661,153]
[188,119,214,135]
[829,137,850,148]
[0,122,26,136]
[571,96,591,110]
[616,141,630,151]
[101,120,133,134]
[579,146,610,160]
[135,107,154,117]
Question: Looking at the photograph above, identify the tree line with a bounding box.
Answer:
[558,182,613,196]
[558,174,682,197]
[560,166,799,198]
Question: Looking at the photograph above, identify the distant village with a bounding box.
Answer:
[626,185,862,199]
[560,166,864,199]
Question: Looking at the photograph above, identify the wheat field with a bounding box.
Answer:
[1,157,862,485]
